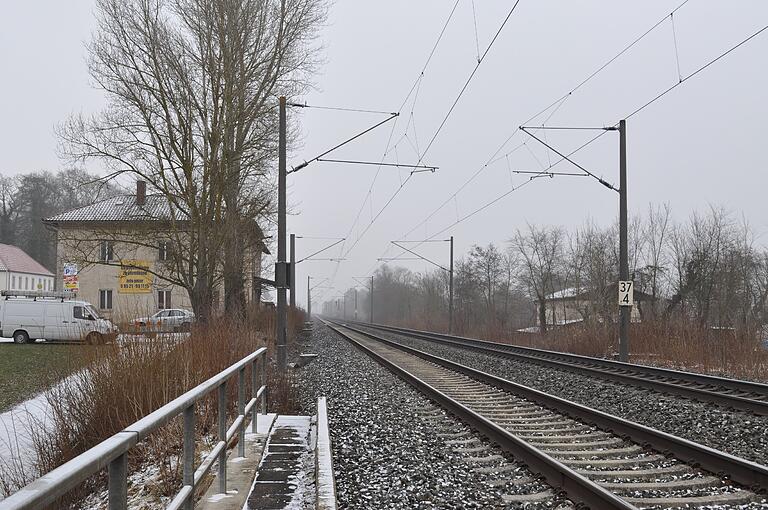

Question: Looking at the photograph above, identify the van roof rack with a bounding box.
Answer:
[1,290,73,301]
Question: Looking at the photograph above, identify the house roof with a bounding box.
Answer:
[44,194,172,224]
[0,244,54,276]
[44,193,271,254]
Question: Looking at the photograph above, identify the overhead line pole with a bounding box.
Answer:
[354,276,375,324]
[290,233,296,309]
[390,238,454,334]
[277,97,287,372]
[618,120,629,362]
[449,236,454,335]
[520,122,630,362]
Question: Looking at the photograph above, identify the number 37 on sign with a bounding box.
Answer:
[618,281,634,307]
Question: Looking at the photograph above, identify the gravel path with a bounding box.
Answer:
[357,326,768,466]
[296,325,569,509]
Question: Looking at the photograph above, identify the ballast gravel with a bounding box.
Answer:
[363,326,768,467]
[296,325,570,509]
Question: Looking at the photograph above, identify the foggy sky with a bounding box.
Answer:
[1,1,767,309]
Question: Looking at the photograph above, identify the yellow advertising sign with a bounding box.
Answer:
[119,260,152,293]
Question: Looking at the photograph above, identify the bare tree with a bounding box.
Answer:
[512,224,564,334]
[58,0,326,321]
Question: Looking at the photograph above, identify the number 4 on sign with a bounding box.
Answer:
[618,281,634,307]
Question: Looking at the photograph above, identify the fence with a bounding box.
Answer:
[0,347,268,510]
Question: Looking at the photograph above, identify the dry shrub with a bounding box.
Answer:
[1,303,311,508]
[396,315,768,382]
[10,319,277,508]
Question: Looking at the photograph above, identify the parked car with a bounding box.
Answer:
[132,309,195,332]
[0,293,118,344]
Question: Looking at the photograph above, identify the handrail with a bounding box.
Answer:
[315,397,337,510]
[0,347,268,510]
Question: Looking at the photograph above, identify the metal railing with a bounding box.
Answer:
[0,347,268,510]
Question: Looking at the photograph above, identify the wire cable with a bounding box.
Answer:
[625,22,768,120]
[343,0,524,259]
[387,0,693,257]
[332,0,462,269]
[400,14,768,253]
[288,103,396,115]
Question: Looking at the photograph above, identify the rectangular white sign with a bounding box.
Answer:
[618,280,634,307]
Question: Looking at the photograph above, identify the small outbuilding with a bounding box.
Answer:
[0,244,55,293]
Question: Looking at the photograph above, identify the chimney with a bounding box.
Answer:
[136,180,146,206]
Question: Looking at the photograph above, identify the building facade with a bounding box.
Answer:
[0,244,55,293]
[44,182,268,323]
[536,284,652,327]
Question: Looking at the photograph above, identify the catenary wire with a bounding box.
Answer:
[343,0,524,259]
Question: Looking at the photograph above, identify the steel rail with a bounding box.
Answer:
[323,320,635,509]
[328,320,768,495]
[1,347,268,510]
[353,321,768,416]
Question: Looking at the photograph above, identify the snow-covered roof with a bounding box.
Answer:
[0,244,53,276]
[44,194,173,224]
[548,287,579,300]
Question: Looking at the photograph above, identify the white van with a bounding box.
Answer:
[0,293,118,344]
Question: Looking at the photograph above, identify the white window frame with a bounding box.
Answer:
[100,241,115,262]
[158,290,171,310]
[158,241,170,262]
[99,289,113,310]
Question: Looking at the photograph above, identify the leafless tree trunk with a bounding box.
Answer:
[512,224,563,334]
[58,0,325,321]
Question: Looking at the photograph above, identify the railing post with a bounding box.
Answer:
[217,382,227,494]
[108,453,128,510]
[260,355,267,415]
[238,367,246,458]
[183,403,196,510]
[251,358,258,433]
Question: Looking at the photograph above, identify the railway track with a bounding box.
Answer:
[325,319,768,509]
[348,321,768,416]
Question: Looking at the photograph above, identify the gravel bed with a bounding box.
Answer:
[361,326,768,467]
[296,325,570,509]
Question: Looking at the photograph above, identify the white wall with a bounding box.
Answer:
[0,271,55,292]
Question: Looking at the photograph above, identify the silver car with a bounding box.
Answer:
[132,309,195,332]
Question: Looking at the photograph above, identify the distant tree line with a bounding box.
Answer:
[326,205,768,337]
[0,169,116,272]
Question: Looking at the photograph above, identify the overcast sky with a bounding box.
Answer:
[1,1,767,309]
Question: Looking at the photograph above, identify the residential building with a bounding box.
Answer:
[44,181,268,323]
[535,284,654,327]
[0,244,55,293]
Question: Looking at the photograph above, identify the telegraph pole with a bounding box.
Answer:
[289,233,296,308]
[618,119,629,362]
[276,97,287,372]
[354,288,358,320]
[449,235,454,335]
[370,276,374,324]
[307,275,311,320]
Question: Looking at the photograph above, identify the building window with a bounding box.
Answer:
[158,290,171,310]
[158,241,170,262]
[11,276,15,289]
[24,277,28,290]
[99,289,113,310]
[100,241,115,262]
